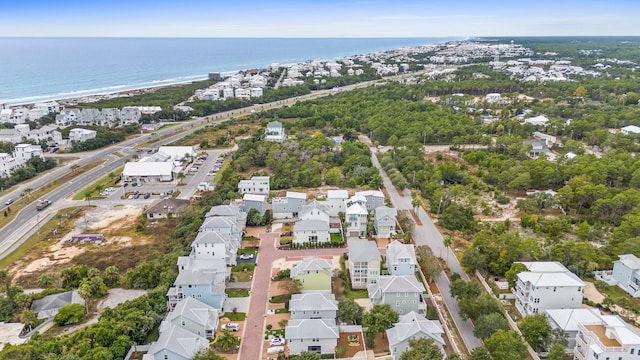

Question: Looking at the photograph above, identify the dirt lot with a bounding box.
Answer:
[10,204,175,287]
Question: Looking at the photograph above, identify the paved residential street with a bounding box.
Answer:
[370,148,483,352]
[238,232,346,360]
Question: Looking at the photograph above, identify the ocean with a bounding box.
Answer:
[0,37,458,106]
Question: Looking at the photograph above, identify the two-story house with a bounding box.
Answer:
[612,254,640,298]
[368,275,426,315]
[514,261,584,317]
[272,191,307,219]
[326,189,349,217]
[290,292,338,320]
[356,190,385,211]
[237,176,270,195]
[264,121,286,142]
[285,319,339,355]
[205,204,247,231]
[190,231,236,266]
[162,297,219,339]
[386,311,445,360]
[290,257,332,292]
[241,193,267,215]
[574,315,640,360]
[348,240,381,289]
[545,308,603,351]
[386,240,417,276]
[374,206,397,238]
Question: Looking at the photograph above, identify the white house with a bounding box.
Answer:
[621,125,640,135]
[326,189,349,217]
[345,203,368,237]
[285,319,339,355]
[574,315,640,360]
[13,143,43,163]
[0,153,20,178]
[525,115,550,126]
[293,219,330,245]
[238,176,270,195]
[264,121,286,142]
[161,297,219,339]
[387,311,445,360]
[545,308,603,351]
[69,128,97,143]
[514,261,584,316]
[290,292,338,320]
[157,146,196,162]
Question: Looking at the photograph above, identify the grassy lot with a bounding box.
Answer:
[0,160,104,230]
[222,311,247,321]
[226,289,249,298]
[602,284,640,311]
[345,288,369,299]
[72,167,123,200]
[233,271,253,282]
[0,207,85,269]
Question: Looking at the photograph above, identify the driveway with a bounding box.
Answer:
[370,147,483,352]
[238,232,347,360]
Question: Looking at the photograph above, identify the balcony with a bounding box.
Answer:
[577,323,626,354]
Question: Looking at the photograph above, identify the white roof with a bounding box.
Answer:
[123,162,173,177]
[517,271,584,287]
[519,261,569,273]
[618,254,640,270]
[622,125,640,134]
[545,308,602,332]
[386,240,417,265]
[157,146,196,160]
[346,203,368,215]
[387,311,444,347]
[327,189,348,199]
[286,191,307,200]
[147,325,209,359]
[356,190,384,198]
[525,115,550,124]
[243,193,266,202]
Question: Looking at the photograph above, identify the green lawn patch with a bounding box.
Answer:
[232,271,253,282]
[275,308,289,314]
[345,288,369,299]
[222,312,246,321]
[225,289,249,298]
[270,294,291,303]
[73,167,123,200]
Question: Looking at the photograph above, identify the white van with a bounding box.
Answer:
[266,346,284,355]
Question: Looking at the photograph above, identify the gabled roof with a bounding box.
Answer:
[31,290,84,313]
[386,311,445,347]
[147,324,209,359]
[289,292,338,312]
[205,205,242,218]
[201,216,236,229]
[346,203,368,215]
[519,261,569,273]
[145,199,190,215]
[368,275,425,299]
[192,231,227,245]
[299,200,330,218]
[285,319,339,340]
[177,257,228,273]
[386,240,417,266]
[545,308,602,332]
[356,190,384,199]
[290,257,332,277]
[349,240,380,262]
[294,219,330,232]
[517,271,584,287]
[375,206,397,222]
[168,297,219,329]
[243,193,266,202]
[286,191,307,200]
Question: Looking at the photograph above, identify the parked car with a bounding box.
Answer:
[239,253,254,260]
[144,193,150,199]
[4,199,14,205]
[127,195,134,200]
[269,337,285,346]
[221,323,239,331]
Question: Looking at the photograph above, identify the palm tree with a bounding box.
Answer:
[213,330,240,352]
[278,319,288,330]
[177,172,185,185]
[37,274,53,288]
[70,164,80,173]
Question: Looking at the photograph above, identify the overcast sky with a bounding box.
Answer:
[1,0,638,37]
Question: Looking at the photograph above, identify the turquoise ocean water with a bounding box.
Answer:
[0,37,457,105]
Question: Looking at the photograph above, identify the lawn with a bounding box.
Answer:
[225,289,249,298]
[233,271,253,282]
[72,167,123,200]
[222,312,247,321]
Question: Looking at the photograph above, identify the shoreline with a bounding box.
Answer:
[3,38,459,109]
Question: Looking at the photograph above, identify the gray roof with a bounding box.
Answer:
[299,200,330,218]
[192,231,227,245]
[201,216,236,229]
[168,297,219,329]
[368,275,425,299]
[31,290,84,314]
[285,319,339,340]
[349,240,380,262]
[147,324,209,359]
[145,199,190,215]
[205,205,242,218]
[290,257,332,277]
[174,269,224,286]
[618,254,640,270]
[386,240,417,266]
[267,121,283,128]
[386,311,444,347]
[294,219,330,232]
[375,206,397,222]
[177,257,228,273]
[290,292,338,312]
